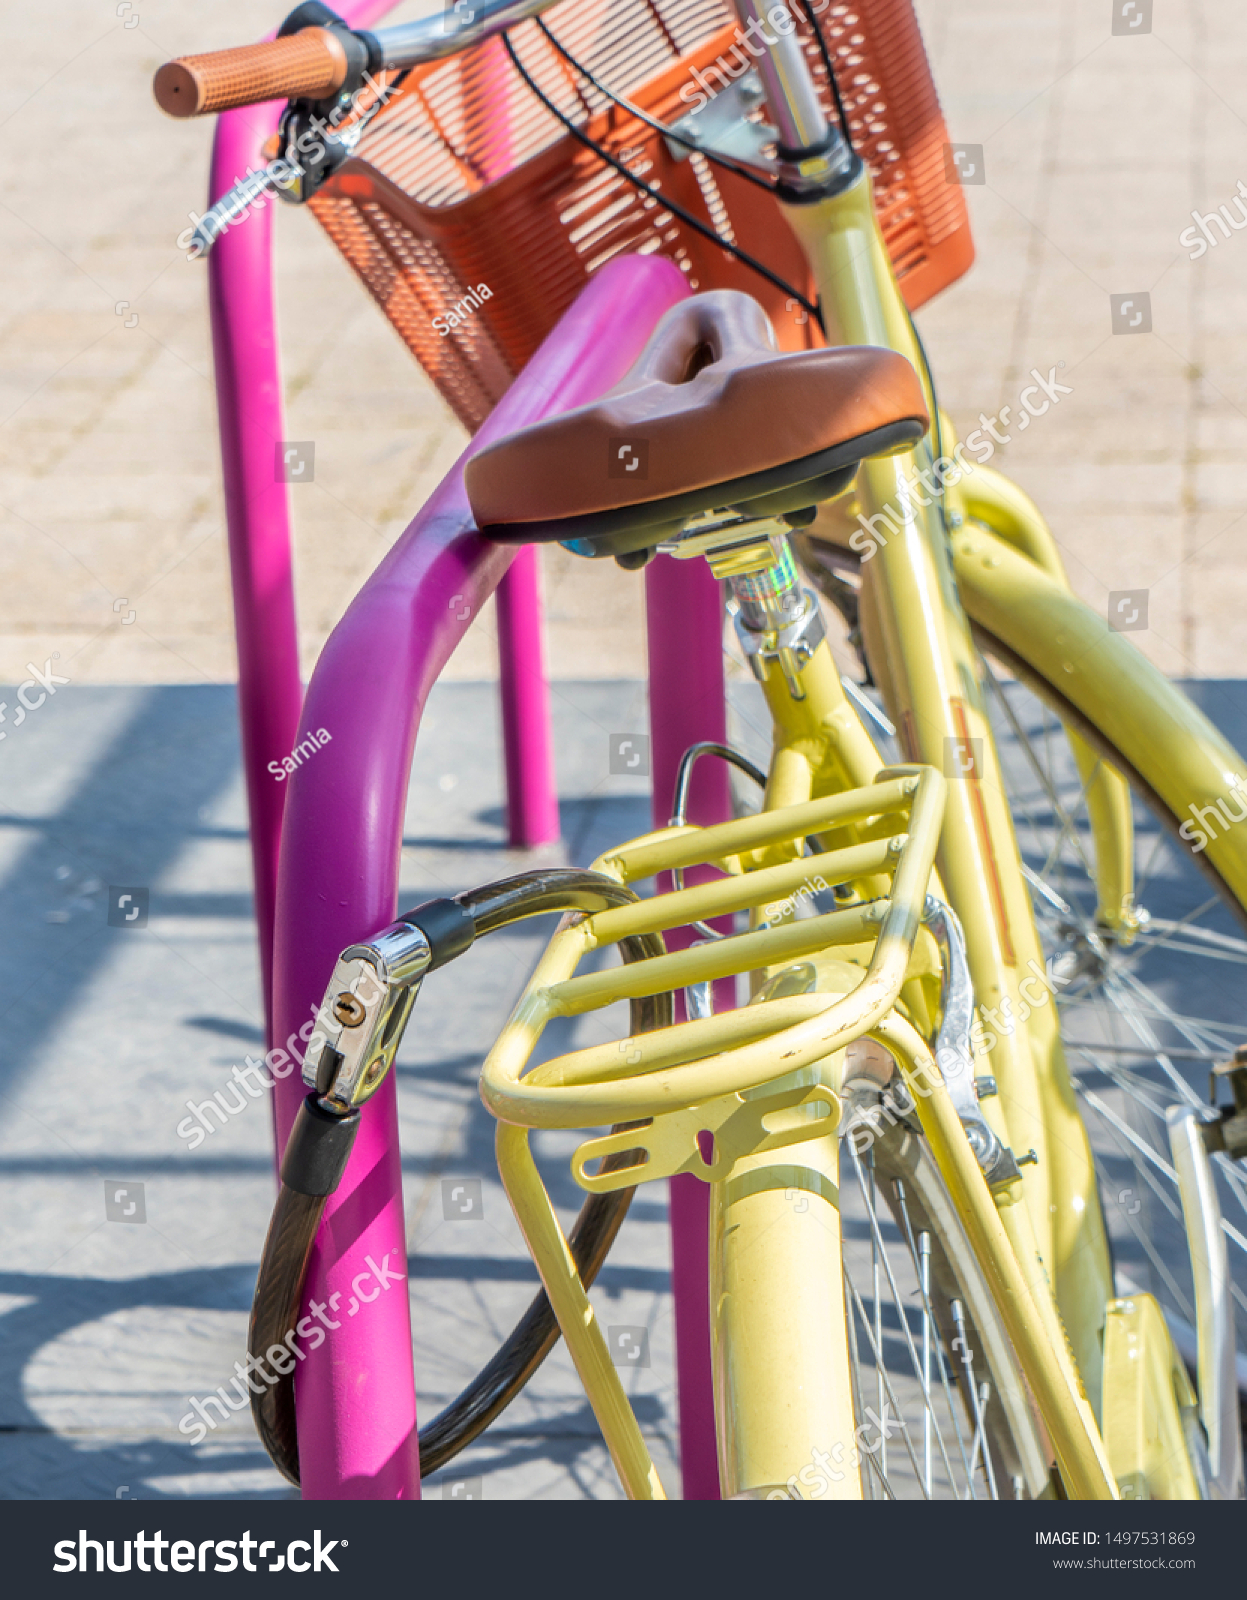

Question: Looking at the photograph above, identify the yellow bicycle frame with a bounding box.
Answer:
[479,161,1247,1504]
[777,163,1247,1496]
[482,770,1112,1497]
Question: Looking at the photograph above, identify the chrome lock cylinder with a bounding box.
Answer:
[305,899,475,1112]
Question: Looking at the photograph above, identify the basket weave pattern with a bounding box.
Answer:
[309,0,971,431]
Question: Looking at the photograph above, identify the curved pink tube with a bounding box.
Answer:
[209,0,412,1025]
[209,103,300,1029]
[271,254,690,1499]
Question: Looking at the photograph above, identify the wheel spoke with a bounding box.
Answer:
[982,660,1097,884]
[1133,919,1247,958]
[1133,825,1171,904]
[952,1297,999,1500]
[977,657,1247,1421]
[892,1180,980,1496]
[843,1263,932,1498]
[849,1145,963,1495]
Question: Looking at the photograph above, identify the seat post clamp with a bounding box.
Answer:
[730,587,826,699]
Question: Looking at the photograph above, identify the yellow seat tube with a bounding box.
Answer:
[755,638,884,801]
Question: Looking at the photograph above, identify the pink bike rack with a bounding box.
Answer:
[210,10,721,1496]
[645,557,732,1501]
[210,1,558,1045]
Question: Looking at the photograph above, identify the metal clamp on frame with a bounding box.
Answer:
[658,513,827,699]
[661,66,855,198]
[922,894,1027,1193]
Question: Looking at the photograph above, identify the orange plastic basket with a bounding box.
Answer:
[309,0,972,432]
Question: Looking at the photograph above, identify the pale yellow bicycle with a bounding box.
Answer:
[447,33,1247,1500]
[158,0,1247,1502]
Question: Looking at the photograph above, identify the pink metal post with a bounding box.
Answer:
[209,101,302,1028]
[271,256,690,1500]
[645,554,731,1500]
[496,545,560,845]
[209,0,556,1028]
[460,35,558,848]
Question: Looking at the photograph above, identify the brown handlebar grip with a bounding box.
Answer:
[153,29,350,118]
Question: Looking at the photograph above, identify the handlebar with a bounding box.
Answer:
[154,28,351,119]
[153,0,569,119]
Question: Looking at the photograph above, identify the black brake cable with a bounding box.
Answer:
[905,310,950,534]
[500,30,823,326]
[533,17,778,194]
[789,0,854,154]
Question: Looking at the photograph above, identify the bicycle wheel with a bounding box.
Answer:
[969,632,1247,1403]
[832,1102,1052,1500]
[794,528,1247,1396]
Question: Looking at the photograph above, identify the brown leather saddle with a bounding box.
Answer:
[464,289,929,560]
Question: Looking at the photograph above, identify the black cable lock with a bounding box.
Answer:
[248,868,674,1486]
[279,1095,361,1197]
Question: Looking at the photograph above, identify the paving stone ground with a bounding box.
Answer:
[1,0,1244,684]
[0,679,676,1500]
[4,672,1245,1501]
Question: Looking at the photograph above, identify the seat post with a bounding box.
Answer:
[713,532,825,702]
[658,515,827,702]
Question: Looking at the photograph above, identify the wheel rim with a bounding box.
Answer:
[978,649,1247,1381]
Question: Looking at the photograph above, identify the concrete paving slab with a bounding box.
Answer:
[0,677,683,1500]
[1,1,1244,683]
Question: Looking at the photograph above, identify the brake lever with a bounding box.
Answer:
[185,117,366,259]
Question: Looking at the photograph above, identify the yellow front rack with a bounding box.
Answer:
[481,767,943,1131]
[473,761,1120,1499]
[478,766,944,1499]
